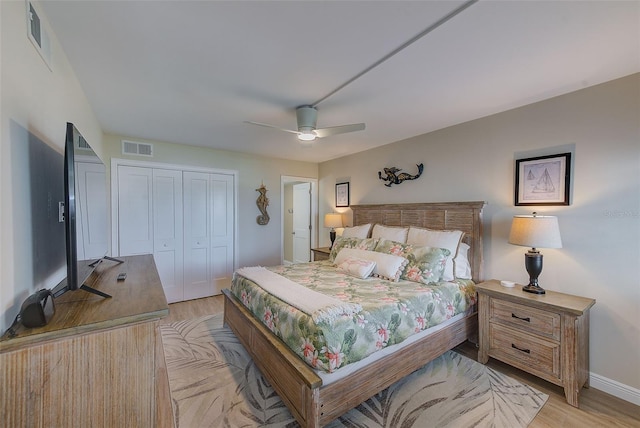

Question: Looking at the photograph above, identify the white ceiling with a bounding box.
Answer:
[40,0,639,163]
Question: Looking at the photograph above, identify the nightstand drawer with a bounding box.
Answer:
[489,323,560,381]
[490,298,561,340]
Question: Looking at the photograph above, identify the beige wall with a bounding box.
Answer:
[0,1,103,330]
[319,74,640,398]
[102,134,318,269]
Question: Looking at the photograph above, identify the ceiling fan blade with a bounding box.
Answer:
[244,121,300,135]
[314,123,365,138]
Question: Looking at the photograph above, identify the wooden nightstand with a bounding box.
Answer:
[476,280,595,407]
[311,247,331,261]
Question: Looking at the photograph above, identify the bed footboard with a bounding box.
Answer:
[223,289,323,426]
[223,289,477,427]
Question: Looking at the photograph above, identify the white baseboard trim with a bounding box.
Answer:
[590,372,640,406]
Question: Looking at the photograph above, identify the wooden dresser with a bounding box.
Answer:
[0,255,172,427]
[476,280,595,407]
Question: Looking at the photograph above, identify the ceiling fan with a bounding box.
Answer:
[245,106,365,142]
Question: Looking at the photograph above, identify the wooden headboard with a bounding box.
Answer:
[351,201,486,283]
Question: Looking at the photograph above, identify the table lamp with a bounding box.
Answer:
[508,212,562,294]
[324,213,343,249]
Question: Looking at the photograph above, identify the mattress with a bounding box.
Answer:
[230,260,476,374]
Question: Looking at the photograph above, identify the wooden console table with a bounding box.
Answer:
[0,255,172,427]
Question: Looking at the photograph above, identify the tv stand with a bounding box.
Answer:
[88,255,124,268]
[80,284,112,298]
[0,255,172,427]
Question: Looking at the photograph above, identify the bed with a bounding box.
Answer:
[223,201,485,427]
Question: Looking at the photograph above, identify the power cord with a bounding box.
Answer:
[4,313,21,338]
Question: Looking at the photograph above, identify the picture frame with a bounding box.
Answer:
[515,153,571,206]
[335,182,350,207]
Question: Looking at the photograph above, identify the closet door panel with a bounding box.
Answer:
[210,174,235,294]
[118,166,153,256]
[75,161,108,260]
[183,171,212,300]
[153,169,184,303]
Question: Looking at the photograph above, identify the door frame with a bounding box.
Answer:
[280,175,318,264]
[110,158,239,272]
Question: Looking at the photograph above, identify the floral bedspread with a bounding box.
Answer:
[230,261,476,373]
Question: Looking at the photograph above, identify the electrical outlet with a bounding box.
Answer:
[58,202,65,222]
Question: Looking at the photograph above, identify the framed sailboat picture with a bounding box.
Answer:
[515,153,571,206]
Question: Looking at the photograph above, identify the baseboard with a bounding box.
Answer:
[590,372,640,406]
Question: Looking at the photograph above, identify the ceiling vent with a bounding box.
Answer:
[122,140,154,157]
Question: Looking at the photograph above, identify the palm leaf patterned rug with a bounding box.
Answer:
[161,314,547,427]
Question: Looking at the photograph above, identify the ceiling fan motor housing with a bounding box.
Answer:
[296,106,318,132]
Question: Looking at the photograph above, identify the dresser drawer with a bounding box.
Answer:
[490,298,561,340]
[489,323,561,382]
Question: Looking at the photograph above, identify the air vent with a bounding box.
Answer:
[27,1,52,70]
[122,140,154,157]
[77,135,92,151]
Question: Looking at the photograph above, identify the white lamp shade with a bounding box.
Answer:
[509,215,562,249]
[324,213,343,228]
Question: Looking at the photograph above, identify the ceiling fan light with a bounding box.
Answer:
[297,131,316,141]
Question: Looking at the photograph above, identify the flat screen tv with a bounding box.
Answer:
[53,122,118,298]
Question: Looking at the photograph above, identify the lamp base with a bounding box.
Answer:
[329,230,336,249]
[523,250,545,294]
[522,284,546,294]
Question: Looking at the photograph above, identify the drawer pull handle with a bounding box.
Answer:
[511,344,531,354]
[511,313,530,322]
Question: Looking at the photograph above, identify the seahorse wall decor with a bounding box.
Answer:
[256,183,270,225]
[378,163,424,187]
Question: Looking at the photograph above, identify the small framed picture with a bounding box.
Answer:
[336,182,350,207]
[515,153,571,206]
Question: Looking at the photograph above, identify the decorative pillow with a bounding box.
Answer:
[374,239,450,285]
[329,237,378,262]
[454,242,472,279]
[371,224,409,243]
[335,257,376,279]
[335,248,408,282]
[341,223,372,239]
[406,227,464,281]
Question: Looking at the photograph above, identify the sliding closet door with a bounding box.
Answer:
[117,166,153,256]
[153,169,184,303]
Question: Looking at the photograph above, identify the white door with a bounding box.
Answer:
[113,161,236,303]
[153,169,184,303]
[293,182,311,263]
[210,174,235,294]
[75,161,108,260]
[183,171,212,300]
[117,166,153,256]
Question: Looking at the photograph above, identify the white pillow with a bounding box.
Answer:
[341,223,372,239]
[335,248,408,282]
[454,242,472,279]
[371,224,409,243]
[406,227,464,281]
[335,257,376,279]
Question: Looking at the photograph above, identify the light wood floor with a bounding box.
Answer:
[162,295,640,427]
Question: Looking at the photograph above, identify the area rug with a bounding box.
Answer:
[161,314,548,427]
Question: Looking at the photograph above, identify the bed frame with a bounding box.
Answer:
[223,201,485,427]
